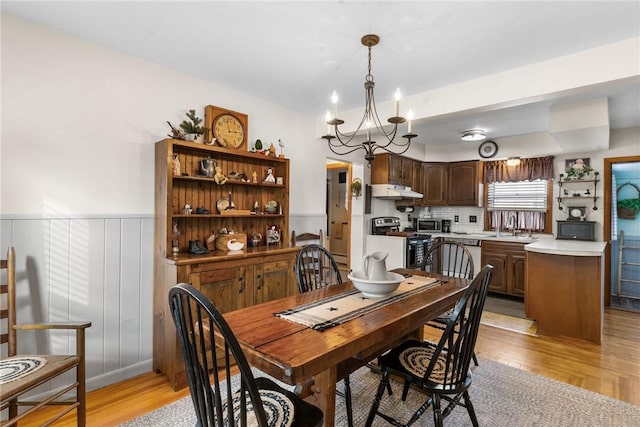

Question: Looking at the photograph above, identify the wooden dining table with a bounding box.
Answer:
[223,268,469,427]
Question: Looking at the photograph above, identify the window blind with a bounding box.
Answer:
[487,180,547,211]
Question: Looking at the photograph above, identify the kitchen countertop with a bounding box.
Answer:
[425,232,546,244]
[524,239,606,256]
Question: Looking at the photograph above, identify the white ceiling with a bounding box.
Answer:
[3,1,640,145]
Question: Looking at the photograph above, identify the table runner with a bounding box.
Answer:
[275,275,441,331]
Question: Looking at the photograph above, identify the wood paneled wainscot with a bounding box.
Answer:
[525,240,607,344]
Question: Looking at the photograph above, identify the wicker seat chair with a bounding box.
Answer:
[169,283,323,427]
[294,243,353,426]
[0,247,91,427]
[421,240,479,366]
[364,265,493,427]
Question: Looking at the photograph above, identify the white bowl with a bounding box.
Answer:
[226,239,245,251]
[347,271,405,298]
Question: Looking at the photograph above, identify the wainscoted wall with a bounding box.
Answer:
[0,213,347,393]
[0,215,154,393]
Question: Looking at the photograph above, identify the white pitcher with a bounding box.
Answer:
[363,251,389,281]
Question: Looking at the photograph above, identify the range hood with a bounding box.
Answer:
[371,184,423,200]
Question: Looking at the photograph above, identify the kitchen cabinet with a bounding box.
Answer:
[155,249,298,391]
[481,240,525,297]
[153,138,299,390]
[371,153,415,188]
[526,249,602,343]
[421,163,448,206]
[409,160,425,205]
[447,161,479,205]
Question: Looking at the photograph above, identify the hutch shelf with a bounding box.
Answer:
[153,138,299,390]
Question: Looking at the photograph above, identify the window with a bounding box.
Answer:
[485,180,552,232]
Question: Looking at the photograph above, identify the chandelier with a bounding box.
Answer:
[322,34,416,164]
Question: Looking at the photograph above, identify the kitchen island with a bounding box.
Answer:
[525,239,607,344]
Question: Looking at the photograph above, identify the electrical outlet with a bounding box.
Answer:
[454,215,459,222]
[470,215,477,223]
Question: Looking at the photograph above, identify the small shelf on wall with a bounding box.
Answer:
[557,171,600,211]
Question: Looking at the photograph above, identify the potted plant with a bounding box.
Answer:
[617,198,640,219]
[179,109,208,143]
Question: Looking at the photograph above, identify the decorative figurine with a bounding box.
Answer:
[183,204,192,215]
[264,168,276,183]
[214,166,228,185]
[252,171,258,183]
[268,143,277,157]
[172,154,181,176]
[278,139,285,158]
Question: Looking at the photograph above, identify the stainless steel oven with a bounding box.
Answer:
[406,235,432,269]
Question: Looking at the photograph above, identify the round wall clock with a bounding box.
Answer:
[478,140,498,158]
[204,105,249,150]
[213,114,245,149]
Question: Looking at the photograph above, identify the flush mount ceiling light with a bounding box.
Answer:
[460,129,486,142]
[322,34,416,164]
[506,156,521,166]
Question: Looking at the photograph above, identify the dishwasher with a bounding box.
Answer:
[441,237,481,278]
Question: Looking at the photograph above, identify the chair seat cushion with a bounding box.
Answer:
[379,340,458,386]
[225,377,323,427]
[0,355,79,401]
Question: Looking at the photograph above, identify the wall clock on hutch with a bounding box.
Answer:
[205,105,248,150]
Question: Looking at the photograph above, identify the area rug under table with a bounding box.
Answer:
[122,358,639,427]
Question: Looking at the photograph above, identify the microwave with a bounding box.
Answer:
[556,221,596,241]
[413,218,443,233]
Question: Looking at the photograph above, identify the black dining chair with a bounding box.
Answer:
[421,240,479,366]
[295,243,343,293]
[169,284,323,427]
[364,265,493,427]
[294,243,353,427]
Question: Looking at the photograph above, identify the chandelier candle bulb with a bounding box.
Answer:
[394,89,401,117]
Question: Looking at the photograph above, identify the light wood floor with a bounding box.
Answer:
[18,307,640,426]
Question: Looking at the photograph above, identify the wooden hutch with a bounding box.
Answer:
[153,138,300,390]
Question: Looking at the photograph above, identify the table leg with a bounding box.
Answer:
[308,366,337,427]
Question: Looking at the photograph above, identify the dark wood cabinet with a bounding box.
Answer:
[153,138,299,390]
[481,240,526,297]
[421,163,448,206]
[371,153,414,187]
[447,161,478,205]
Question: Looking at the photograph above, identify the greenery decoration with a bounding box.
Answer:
[564,163,594,180]
[617,198,640,212]
[351,178,362,197]
[179,109,208,135]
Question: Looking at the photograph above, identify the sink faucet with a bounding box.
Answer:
[508,216,516,236]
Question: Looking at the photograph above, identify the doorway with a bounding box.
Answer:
[604,155,640,312]
[326,161,352,272]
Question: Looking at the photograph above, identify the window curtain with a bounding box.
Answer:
[491,210,546,232]
[484,156,553,232]
[483,156,554,183]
